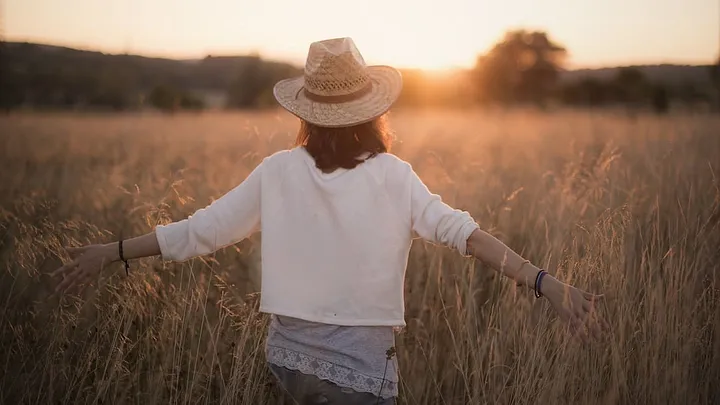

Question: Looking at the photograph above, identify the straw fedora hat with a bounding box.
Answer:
[273,37,403,128]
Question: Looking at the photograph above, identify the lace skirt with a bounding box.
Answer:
[265,314,399,399]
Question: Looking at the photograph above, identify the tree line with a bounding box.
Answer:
[1,31,718,113]
[470,30,718,112]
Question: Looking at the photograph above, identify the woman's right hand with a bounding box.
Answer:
[540,275,608,342]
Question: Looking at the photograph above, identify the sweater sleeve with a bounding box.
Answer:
[155,161,263,262]
[408,165,478,255]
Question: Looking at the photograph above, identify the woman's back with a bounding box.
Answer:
[260,147,415,325]
[157,145,478,326]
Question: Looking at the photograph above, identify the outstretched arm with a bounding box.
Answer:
[465,228,543,289]
[51,232,161,293]
[51,160,264,294]
[408,165,605,341]
[466,228,606,342]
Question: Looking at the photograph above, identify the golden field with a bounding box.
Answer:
[0,109,719,404]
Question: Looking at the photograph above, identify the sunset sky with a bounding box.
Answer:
[3,0,719,70]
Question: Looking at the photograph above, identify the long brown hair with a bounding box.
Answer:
[295,115,392,173]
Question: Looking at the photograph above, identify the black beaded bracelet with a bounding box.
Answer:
[118,240,130,276]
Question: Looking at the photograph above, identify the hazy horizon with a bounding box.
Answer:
[3,0,719,70]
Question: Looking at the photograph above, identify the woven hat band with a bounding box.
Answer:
[302,81,373,104]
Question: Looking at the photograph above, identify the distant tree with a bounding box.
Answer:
[560,78,611,106]
[148,85,178,112]
[148,85,203,112]
[89,69,135,110]
[710,55,720,112]
[651,84,669,114]
[674,80,712,108]
[226,55,266,108]
[88,91,131,111]
[226,56,301,108]
[614,67,647,105]
[0,43,295,111]
[179,94,205,110]
[0,42,24,111]
[473,30,567,105]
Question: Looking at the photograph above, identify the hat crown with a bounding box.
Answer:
[303,38,371,97]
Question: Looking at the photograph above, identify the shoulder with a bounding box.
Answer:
[263,148,296,162]
[259,148,303,169]
[368,153,415,188]
[372,152,412,172]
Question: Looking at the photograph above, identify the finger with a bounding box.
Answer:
[80,276,99,293]
[73,271,94,291]
[569,315,582,330]
[600,315,611,333]
[50,259,80,277]
[567,318,578,335]
[587,313,603,340]
[574,304,587,320]
[568,316,581,335]
[55,273,75,294]
[577,304,602,340]
[568,324,588,344]
[569,316,589,344]
[56,267,86,293]
[582,298,597,313]
[67,246,90,258]
[79,269,100,289]
[574,320,590,344]
[72,276,93,295]
[66,268,89,293]
[582,291,604,301]
[54,277,72,295]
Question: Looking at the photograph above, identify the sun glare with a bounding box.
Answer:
[343,7,489,71]
[358,38,480,71]
[387,53,473,71]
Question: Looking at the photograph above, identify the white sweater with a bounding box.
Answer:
[155,147,478,326]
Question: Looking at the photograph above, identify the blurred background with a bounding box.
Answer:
[1,0,718,113]
[2,2,720,405]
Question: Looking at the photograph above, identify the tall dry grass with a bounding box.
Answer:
[0,109,719,405]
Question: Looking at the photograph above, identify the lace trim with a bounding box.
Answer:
[267,345,398,398]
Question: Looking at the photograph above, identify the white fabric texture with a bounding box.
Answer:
[155,147,478,326]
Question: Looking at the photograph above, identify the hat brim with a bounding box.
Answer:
[273,66,402,128]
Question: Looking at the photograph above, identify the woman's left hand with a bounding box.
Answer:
[541,275,608,343]
[51,244,117,294]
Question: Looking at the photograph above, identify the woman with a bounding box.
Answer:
[52,37,605,405]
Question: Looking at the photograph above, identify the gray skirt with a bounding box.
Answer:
[265,315,399,402]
